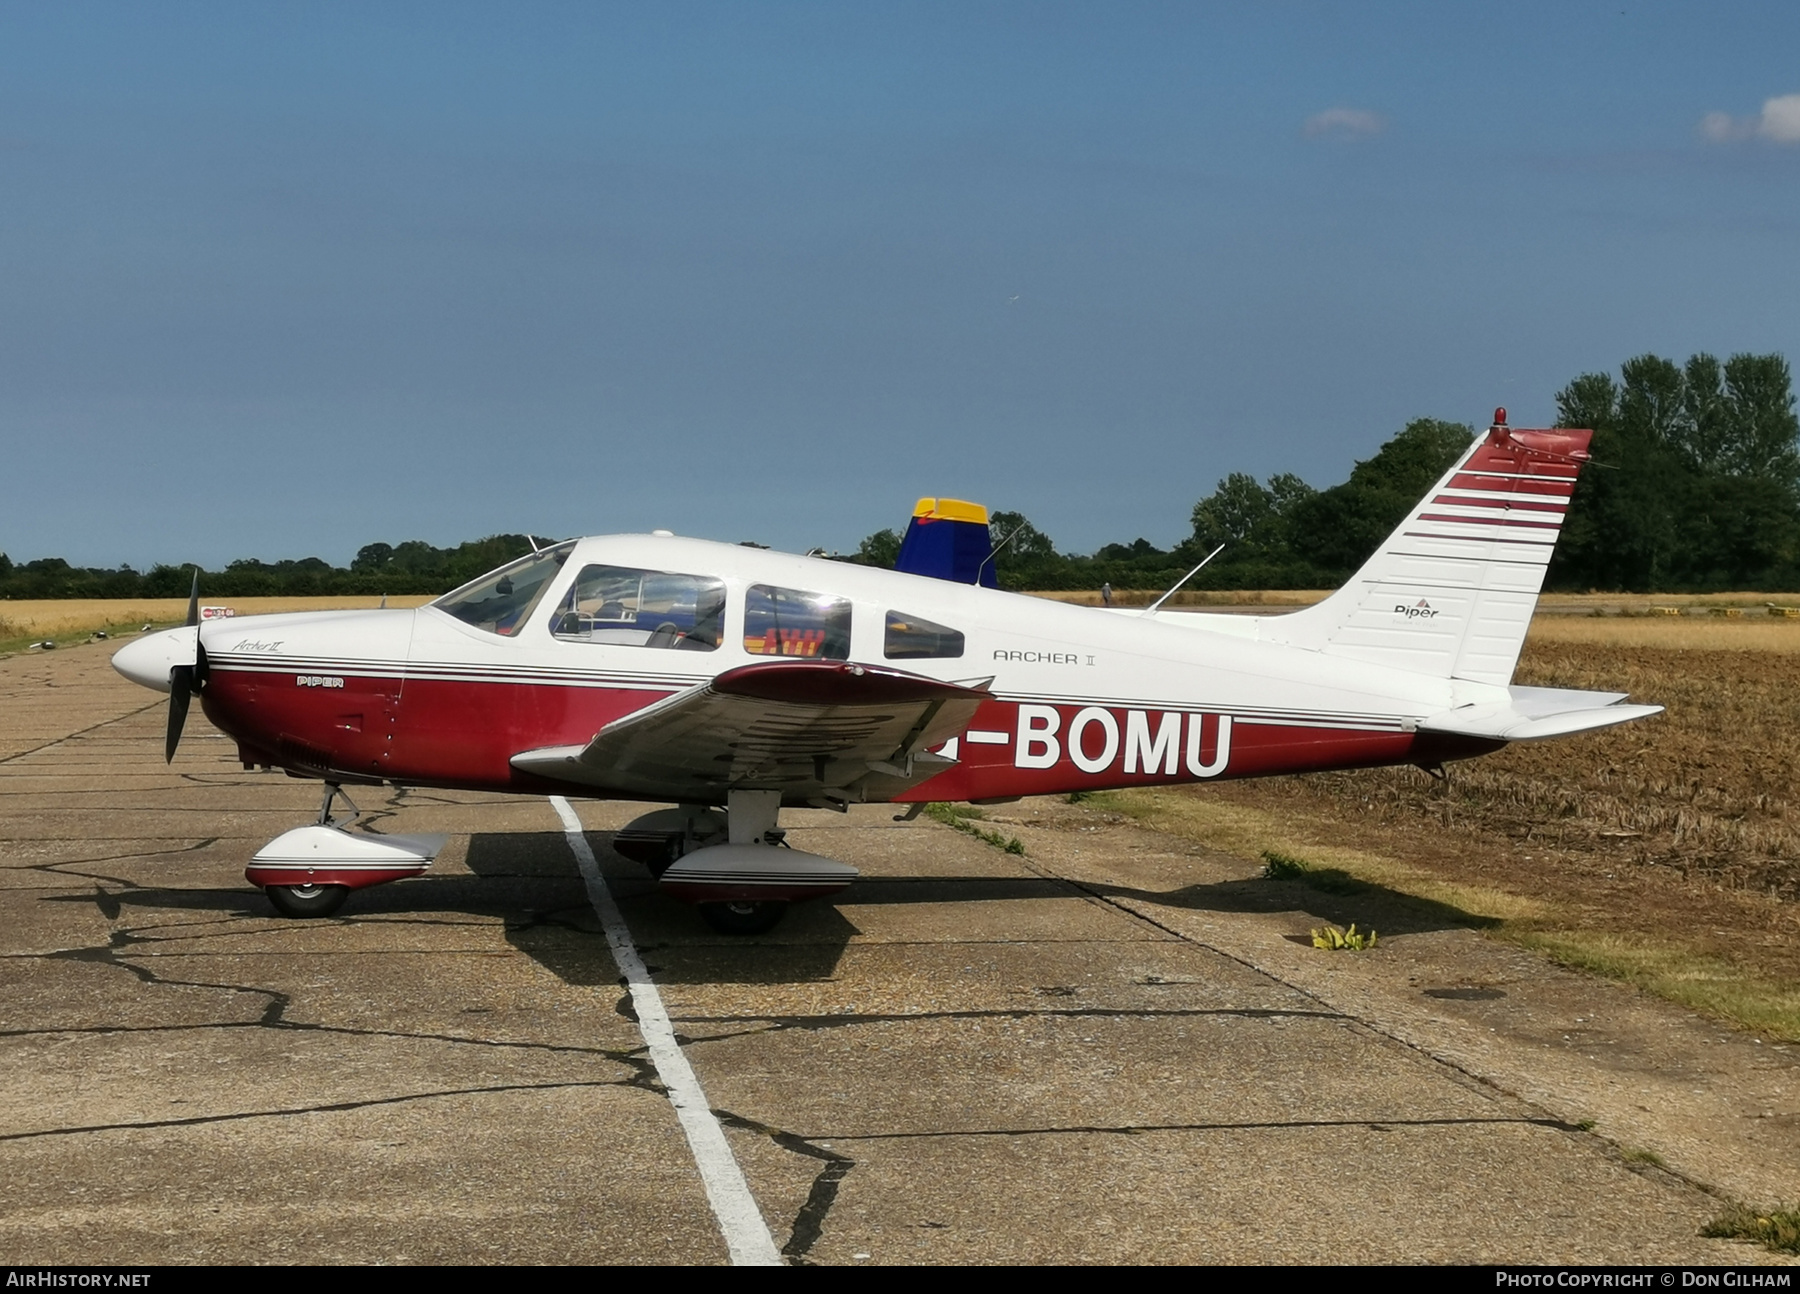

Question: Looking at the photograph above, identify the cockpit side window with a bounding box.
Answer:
[552,565,725,651]
[432,543,574,637]
[743,585,851,659]
[884,611,964,660]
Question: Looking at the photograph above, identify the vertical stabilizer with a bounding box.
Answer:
[1262,415,1591,685]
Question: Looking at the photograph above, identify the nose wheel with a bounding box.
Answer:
[264,882,350,919]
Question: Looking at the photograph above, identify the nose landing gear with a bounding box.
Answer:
[248,782,445,919]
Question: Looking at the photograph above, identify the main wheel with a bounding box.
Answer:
[697,900,787,935]
[611,830,684,878]
[265,883,350,919]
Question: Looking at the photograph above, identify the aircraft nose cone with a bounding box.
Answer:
[112,627,198,693]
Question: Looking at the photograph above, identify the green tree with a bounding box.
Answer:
[353,542,395,572]
[1550,352,1799,591]
[852,528,901,568]
[1286,418,1474,581]
[986,511,1064,588]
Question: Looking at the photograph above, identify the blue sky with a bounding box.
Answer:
[3,2,1798,568]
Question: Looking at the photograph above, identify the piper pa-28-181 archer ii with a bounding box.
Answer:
[112,411,1660,933]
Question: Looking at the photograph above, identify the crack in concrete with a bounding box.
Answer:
[671,1006,1346,1034]
[0,1078,642,1143]
[0,1016,653,1059]
[10,923,663,1083]
[806,1113,1584,1142]
[713,1108,857,1264]
[0,700,165,766]
[18,838,221,892]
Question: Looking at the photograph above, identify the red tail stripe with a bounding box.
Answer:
[1432,493,1569,512]
[1403,530,1557,547]
[1449,472,1576,497]
[1461,459,1582,482]
[1417,512,1563,530]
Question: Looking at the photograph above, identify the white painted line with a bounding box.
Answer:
[550,795,783,1267]
[964,730,1010,744]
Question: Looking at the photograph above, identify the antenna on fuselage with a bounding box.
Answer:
[1141,543,1226,616]
[525,534,541,554]
[975,522,1029,588]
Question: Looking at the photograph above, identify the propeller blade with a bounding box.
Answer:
[166,664,193,763]
[167,569,204,763]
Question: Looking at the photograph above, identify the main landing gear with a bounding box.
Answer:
[247,783,446,920]
[614,790,859,936]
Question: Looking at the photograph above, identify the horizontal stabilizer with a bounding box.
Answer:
[1419,686,1662,742]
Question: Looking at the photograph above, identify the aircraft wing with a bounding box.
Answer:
[1418,685,1662,743]
[510,660,990,801]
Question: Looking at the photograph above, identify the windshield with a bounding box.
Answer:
[432,542,574,637]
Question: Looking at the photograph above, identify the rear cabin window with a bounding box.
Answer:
[551,565,726,651]
[884,611,965,660]
[433,543,574,637]
[743,585,852,659]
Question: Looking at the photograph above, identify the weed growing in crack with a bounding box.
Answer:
[1703,1203,1800,1255]
[1311,923,1378,951]
[925,803,1027,856]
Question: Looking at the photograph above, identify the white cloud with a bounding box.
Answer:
[1757,93,1800,143]
[1699,110,1744,142]
[1699,93,1800,145]
[1302,107,1386,140]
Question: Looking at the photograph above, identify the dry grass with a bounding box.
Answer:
[1526,616,1800,652]
[1537,591,1800,614]
[0,596,435,648]
[1033,586,1800,628]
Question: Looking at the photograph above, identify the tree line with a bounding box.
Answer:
[5,351,1795,600]
[0,536,546,600]
[853,351,1800,594]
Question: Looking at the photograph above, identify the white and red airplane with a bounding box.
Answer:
[112,412,1659,932]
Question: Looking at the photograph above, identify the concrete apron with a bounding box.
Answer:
[0,640,1786,1264]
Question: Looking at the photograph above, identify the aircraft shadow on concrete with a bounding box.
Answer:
[73,831,1492,987]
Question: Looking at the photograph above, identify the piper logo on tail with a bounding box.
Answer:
[1394,599,1439,619]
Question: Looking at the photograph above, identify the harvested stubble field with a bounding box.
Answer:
[1106,613,1800,1039]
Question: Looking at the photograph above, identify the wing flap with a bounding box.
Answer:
[511,660,989,800]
